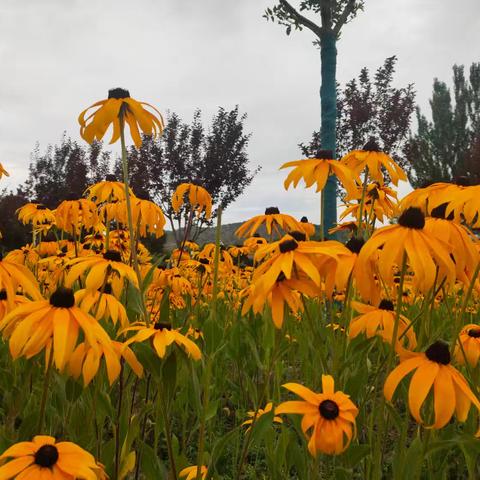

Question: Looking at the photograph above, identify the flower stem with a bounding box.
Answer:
[37,352,54,432]
[119,110,149,324]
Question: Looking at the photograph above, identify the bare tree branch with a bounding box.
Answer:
[279,0,324,37]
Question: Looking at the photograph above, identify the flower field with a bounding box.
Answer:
[0,90,479,479]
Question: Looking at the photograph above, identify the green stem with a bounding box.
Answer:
[119,110,149,324]
[37,353,54,432]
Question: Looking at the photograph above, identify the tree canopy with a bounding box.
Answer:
[404,63,480,187]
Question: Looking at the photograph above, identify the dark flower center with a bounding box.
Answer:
[34,444,59,467]
[468,328,480,338]
[398,207,425,229]
[94,234,103,240]
[103,250,122,262]
[0,289,7,301]
[315,149,334,160]
[319,399,339,420]
[50,287,75,308]
[154,322,172,330]
[199,258,209,265]
[363,137,381,152]
[105,174,117,182]
[425,340,450,365]
[289,231,306,242]
[345,236,365,254]
[430,203,454,220]
[300,216,309,223]
[279,239,298,253]
[108,88,130,99]
[265,207,280,215]
[378,299,394,311]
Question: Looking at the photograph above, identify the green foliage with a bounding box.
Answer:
[405,63,480,187]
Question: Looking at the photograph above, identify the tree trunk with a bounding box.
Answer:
[320,30,337,237]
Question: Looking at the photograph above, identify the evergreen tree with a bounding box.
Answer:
[405,63,480,187]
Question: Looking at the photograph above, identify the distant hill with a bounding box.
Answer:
[163,221,324,250]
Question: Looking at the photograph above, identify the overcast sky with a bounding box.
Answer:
[1,0,479,224]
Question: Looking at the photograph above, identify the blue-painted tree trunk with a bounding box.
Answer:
[320,31,337,237]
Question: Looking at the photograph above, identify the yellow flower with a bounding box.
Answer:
[78,88,164,148]
[349,300,417,349]
[276,375,358,456]
[356,207,455,303]
[235,207,301,238]
[384,340,480,433]
[65,250,138,291]
[454,324,480,367]
[55,199,98,235]
[172,183,212,219]
[85,176,133,204]
[75,285,128,327]
[281,150,358,199]
[68,340,142,386]
[0,287,116,372]
[341,139,407,186]
[0,435,103,479]
[108,198,166,238]
[16,203,55,226]
[241,402,283,432]
[179,465,208,480]
[123,322,202,360]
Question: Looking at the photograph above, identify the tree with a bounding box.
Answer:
[117,107,260,245]
[0,189,31,252]
[404,63,480,187]
[24,134,111,207]
[300,56,416,175]
[265,0,364,236]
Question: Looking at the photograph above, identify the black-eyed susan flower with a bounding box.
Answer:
[55,199,98,235]
[299,216,316,238]
[349,300,417,349]
[236,207,301,238]
[109,198,166,238]
[85,175,133,204]
[17,203,56,226]
[399,182,461,216]
[253,234,342,294]
[0,434,103,479]
[241,273,317,328]
[276,375,358,456]
[79,88,164,148]
[0,254,42,307]
[0,290,29,335]
[65,250,138,291]
[425,206,479,284]
[75,285,128,327]
[0,287,116,372]
[356,207,456,303]
[179,465,208,480]
[281,150,358,199]
[68,340,142,386]
[341,139,407,186]
[123,322,202,360]
[454,324,480,367]
[241,402,283,432]
[171,183,212,219]
[384,340,480,432]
